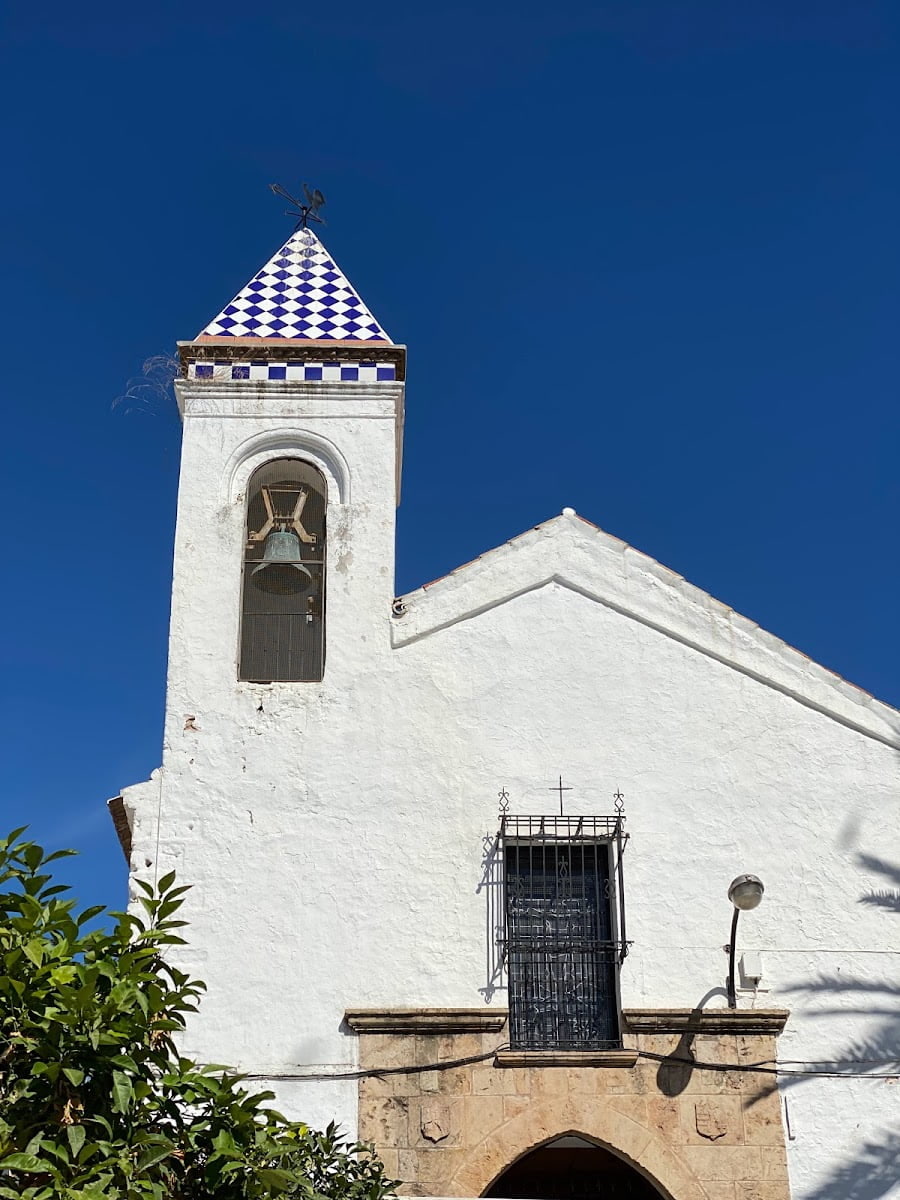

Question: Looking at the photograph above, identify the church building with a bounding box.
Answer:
[110,215,900,1200]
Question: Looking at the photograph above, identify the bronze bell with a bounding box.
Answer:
[251,530,313,595]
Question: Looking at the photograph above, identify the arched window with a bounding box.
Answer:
[239,458,326,682]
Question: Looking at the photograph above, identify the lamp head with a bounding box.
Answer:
[728,874,764,911]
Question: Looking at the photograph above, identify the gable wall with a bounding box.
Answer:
[127,514,900,1198]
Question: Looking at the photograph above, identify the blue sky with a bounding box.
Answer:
[1,0,898,912]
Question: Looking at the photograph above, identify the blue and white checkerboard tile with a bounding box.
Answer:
[187,361,396,382]
[199,227,392,342]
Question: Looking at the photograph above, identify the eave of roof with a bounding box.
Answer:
[107,796,132,862]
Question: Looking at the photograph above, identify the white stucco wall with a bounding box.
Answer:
[120,375,900,1199]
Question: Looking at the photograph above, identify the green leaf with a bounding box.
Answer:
[23,940,45,967]
[43,848,78,864]
[212,1128,239,1159]
[111,1070,133,1113]
[157,869,177,893]
[24,1132,45,1156]
[88,1115,113,1138]
[257,1167,297,1191]
[0,1151,47,1171]
[109,1055,138,1073]
[76,905,106,927]
[49,965,78,986]
[135,1141,175,1170]
[66,1124,86,1158]
[62,1066,85,1086]
[23,844,44,871]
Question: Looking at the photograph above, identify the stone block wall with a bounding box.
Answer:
[350,1010,790,1200]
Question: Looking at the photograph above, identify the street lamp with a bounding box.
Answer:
[726,874,764,1009]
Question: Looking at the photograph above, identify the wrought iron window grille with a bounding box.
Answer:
[498,812,630,1052]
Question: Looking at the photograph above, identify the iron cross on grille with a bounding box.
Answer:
[549,775,573,816]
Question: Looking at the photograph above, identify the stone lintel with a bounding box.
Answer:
[344,1007,508,1034]
[623,1008,789,1035]
[495,1048,639,1068]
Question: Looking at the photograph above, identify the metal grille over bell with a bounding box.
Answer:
[251,531,313,595]
[239,459,327,682]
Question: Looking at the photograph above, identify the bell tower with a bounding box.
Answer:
[165,215,405,718]
[114,212,407,1109]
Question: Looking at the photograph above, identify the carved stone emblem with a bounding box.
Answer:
[421,1118,448,1143]
[695,1100,728,1141]
[420,1102,451,1143]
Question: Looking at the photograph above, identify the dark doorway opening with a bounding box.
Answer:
[484,1136,665,1200]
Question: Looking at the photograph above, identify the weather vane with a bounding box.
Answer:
[269,182,326,230]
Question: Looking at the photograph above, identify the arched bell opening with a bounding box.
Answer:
[239,458,326,682]
[483,1134,668,1200]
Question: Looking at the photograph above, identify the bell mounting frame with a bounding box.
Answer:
[247,485,317,549]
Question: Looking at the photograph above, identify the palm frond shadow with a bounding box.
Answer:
[775,847,900,1198]
[787,974,896,997]
[859,890,900,911]
[857,854,900,890]
[801,1128,900,1200]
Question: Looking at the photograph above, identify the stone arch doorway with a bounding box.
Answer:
[448,1098,708,1200]
[483,1135,666,1200]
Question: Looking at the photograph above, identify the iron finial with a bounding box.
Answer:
[269,182,326,230]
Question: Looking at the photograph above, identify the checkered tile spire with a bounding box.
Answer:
[199,227,391,342]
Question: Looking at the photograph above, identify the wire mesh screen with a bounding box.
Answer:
[239,459,326,682]
[505,838,620,1050]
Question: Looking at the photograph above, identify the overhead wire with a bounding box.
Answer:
[242,1046,900,1084]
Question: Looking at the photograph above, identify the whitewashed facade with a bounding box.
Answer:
[113,224,900,1200]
